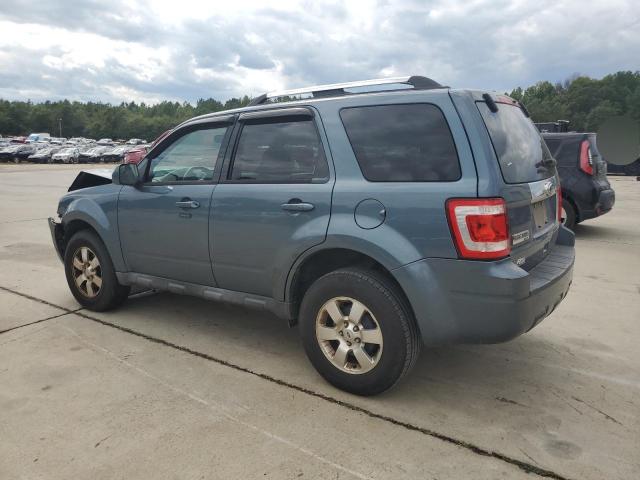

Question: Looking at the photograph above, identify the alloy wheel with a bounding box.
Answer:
[71,246,102,298]
[315,296,383,374]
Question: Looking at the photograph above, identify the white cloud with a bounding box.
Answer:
[0,0,638,103]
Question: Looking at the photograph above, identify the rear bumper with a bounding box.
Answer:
[575,187,615,221]
[595,188,615,214]
[393,227,575,346]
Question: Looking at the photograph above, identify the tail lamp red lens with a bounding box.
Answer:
[579,140,594,175]
[446,198,510,260]
[557,186,562,222]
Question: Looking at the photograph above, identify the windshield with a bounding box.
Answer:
[477,102,556,184]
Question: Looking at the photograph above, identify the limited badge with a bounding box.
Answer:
[512,230,530,246]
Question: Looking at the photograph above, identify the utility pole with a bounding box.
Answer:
[58,118,62,138]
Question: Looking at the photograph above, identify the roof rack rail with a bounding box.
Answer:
[248,76,445,106]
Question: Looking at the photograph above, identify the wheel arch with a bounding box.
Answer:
[62,219,101,252]
[60,200,126,271]
[561,191,580,222]
[285,247,415,325]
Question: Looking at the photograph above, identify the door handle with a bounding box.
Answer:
[281,200,315,212]
[175,200,200,209]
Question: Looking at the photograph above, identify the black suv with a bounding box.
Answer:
[542,133,615,229]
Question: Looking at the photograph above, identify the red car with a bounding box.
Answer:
[123,130,171,164]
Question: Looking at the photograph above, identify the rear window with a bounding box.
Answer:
[477,102,556,184]
[340,104,461,182]
[543,136,581,166]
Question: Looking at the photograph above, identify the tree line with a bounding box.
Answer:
[0,96,252,141]
[509,71,640,131]
[1,71,639,140]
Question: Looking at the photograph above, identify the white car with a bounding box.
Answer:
[51,147,80,164]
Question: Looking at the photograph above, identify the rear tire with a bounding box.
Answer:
[561,199,576,230]
[64,230,130,311]
[299,268,421,396]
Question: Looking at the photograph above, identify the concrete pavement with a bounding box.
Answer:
[1,164,638,479]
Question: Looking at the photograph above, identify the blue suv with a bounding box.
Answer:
[49,76,575,395]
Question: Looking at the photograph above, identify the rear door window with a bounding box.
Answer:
[340,104,461,182]
[229,119,329,183]
[477,102,556,184]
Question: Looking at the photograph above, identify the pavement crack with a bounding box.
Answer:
[0,310,78,335]
[0,217,49,224]
[571,396,624,426]
[495,396,528,408]
[65,326,372,480]
[0,284,574,480]
[0,285,75,311]
[94,434,112,448]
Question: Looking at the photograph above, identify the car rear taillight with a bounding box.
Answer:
[557,186,562,222]
[446,198,510,260]
[579,140,594,175]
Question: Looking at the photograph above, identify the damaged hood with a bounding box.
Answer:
[68,168,115,192]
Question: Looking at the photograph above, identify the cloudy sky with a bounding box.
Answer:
[0,0,638,104]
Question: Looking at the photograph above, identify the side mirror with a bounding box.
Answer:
[114,163,140,186]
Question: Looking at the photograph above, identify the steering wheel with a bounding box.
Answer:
[184,166,211,180]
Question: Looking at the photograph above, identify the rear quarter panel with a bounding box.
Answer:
[312,89,478,269]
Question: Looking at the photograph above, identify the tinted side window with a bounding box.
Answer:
[149,126,228,182]
[230,119,329,183]
[340,104,460,182]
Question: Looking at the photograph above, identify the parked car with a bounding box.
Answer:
[126,138,146,145]
[78,145,101,163]
[51,147,81,163]
[542,132,615,229]
[97,138,114,146]
[124,130,171,164]
[0,143,37,162]
[26,132,51,143]
[27,146,62,163]
[101,145,131,162]
[122,145,149,164]
[606,157,640,176]
[84,146,112,163]
[49,76,575,395]
[0,144,23,161]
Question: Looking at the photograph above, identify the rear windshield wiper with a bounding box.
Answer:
[536,157,557,169]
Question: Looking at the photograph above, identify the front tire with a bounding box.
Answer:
[299,268,421,396]
[64,230,130,311]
